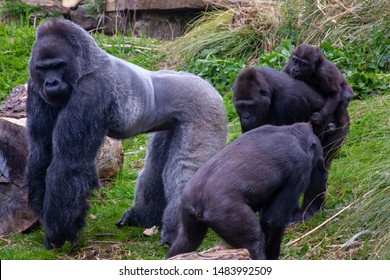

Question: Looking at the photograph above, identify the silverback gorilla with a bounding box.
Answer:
[167,123,323,260]
[232,67,350,222]
[26,19,227,249]
[283,44,354,134]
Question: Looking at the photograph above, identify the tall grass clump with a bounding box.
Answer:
[167,1,389,70]
[280,0,389,71]
[167,2,281,62]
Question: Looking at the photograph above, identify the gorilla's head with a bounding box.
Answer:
[29,19,103,107]
[286,44,322,81]
[232,68,273,132]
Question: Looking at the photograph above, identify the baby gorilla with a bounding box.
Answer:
[283,44,353,134]
[167,123,323,260]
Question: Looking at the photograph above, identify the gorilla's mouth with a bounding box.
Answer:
[41,88,72,107]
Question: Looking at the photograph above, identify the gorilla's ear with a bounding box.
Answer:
[315,47,323,66]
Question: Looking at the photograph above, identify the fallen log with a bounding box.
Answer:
[167,243,252,260]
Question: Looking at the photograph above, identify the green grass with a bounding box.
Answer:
[0,19,389,259]
[283,95,390,260]
[0,22,35,101]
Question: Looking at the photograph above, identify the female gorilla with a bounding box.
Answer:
[26,19,227,249]
[167,123,323,260]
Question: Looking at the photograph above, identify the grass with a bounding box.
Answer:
[283,95,390,260]
[0,22,35,101]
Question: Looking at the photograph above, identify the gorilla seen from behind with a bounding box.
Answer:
[27,19,227,249]
[167,123,323,260]
[283,44,354,134]
[232,67,350,221]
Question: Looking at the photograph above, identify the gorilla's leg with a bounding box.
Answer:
[117,131,172,228]
[296,162,328,222]
[261,177,305,259]
[159,123,223,245]
[26,85,60,215]
[210,202,266,260]
[296,121,348,222]
[166,208,209,258]
[44,162,100,248]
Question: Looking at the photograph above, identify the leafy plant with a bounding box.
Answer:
[258,40,294,69]
[179,57,246,94]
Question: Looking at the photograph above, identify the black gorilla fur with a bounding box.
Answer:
[26,19,227,249]
[167,123,323,260]
[283,44,354,134]
[232,67,350,221]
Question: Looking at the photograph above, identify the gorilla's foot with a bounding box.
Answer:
[116,209,140,227]
[289,209,315,225]
[159,228,177,246]
[44,232,77,250]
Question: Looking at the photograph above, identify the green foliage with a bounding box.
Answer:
[83,0,106,19]
[0,23,35,101]
[178,57,246,121]
[94,33,166,70]
[179,57,245,94]
[258,40,294,69]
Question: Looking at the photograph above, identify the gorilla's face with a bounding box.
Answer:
[233,70,272,133]
[287,45,318,81]
[30,37,74,107]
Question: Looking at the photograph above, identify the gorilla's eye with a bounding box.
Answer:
[52,62,66,69]
[35,65,46,72]
[259,89,267,96]
[35,61,66,71]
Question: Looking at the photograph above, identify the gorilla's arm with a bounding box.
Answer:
[26,81,60,215]
[311,68,342,125]
[42,77,109,249]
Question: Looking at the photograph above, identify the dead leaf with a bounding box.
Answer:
[143,226,158,236]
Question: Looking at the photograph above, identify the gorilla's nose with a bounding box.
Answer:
[242,114,250,120]
[45,79,60,88]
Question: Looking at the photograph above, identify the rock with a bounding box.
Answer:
[17,0,69,14]
[62,0,82,9]
[133,11,188,40]
[105,0,206,12]
[105,0,258,12]
[69,4,98,31]
[0,117,36,236]
[0,84,27,119]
